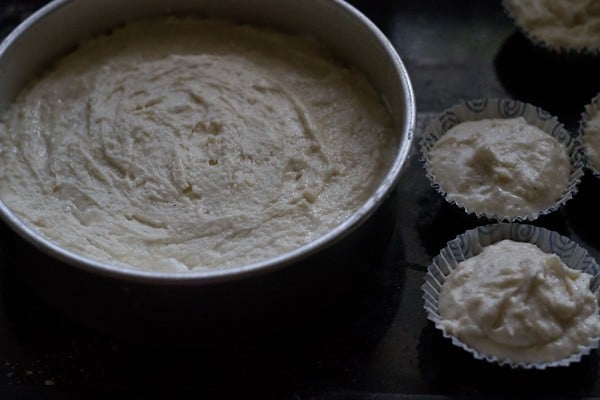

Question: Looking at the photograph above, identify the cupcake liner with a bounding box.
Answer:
[502,0,600,59]
[420,98,585,222]
[579,92,600,178]
[422,223,600,369]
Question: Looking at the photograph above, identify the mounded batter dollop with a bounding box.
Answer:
[429,117,570,218]
[439,239,600,364]
[583,103,600,172]
[0,19,395,272]
[504,0,600,51]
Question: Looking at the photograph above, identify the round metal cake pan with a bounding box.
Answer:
[0,0,415,340]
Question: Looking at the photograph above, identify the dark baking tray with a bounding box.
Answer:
[1,0,600,398]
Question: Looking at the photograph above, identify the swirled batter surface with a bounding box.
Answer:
[0,19,395,272]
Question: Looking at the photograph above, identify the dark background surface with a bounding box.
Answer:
[1,0,600,398]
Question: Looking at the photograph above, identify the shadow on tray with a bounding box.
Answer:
[418,321,598,397]
[494,31,600,129]
[0,188,407,393]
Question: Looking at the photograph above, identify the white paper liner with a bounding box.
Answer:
[502,0,600,58]
[422,223,600,369]
[579,92,600,178]
[420,98,585,222]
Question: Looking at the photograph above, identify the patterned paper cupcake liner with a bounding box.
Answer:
[502,0,600,59]
[579,92,600,178]
[420,98,585,222]
[422,223,600,369]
